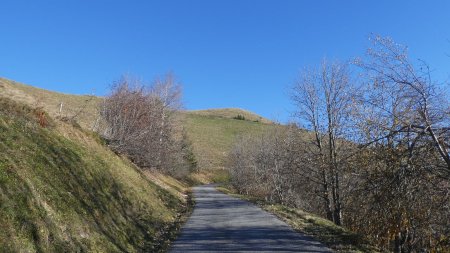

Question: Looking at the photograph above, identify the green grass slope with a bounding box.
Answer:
[0,97,185,252]
[184,112,278,181]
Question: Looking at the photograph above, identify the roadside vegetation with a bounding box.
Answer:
[0,78,276,184]
[2,73,273,252]
[217,186,378,252]
[2,35,448,253]
[98,74,197,180]
[0,97,189,252]
[228,36,450,252]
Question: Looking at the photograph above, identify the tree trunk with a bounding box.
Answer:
[332,170,342,225]
[321,167,333,221]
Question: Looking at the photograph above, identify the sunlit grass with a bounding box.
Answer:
[1,78,277,182]
[184,113,277,174]
[0,97,186,252]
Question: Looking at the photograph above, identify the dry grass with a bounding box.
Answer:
[0,97,188,252]
[1,78,279,182]
[216,187,380,253]
[188,108,273,124]
[183,112,279,174]
[143,170,189,201]
[264,205,380,253]
[0,78,101,130]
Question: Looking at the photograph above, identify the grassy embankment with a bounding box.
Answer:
[0,78,278,183]
[0,94,189,251]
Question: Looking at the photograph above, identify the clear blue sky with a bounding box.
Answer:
[1,1,449,122]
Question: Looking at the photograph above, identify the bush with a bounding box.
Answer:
[233,114,246,120]
[99,74,195,177]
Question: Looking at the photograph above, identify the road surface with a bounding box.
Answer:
[169,184,332,252]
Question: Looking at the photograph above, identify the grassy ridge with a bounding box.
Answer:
[184,112,277,181]
[188,108,273,124]
[0,78,101,130]
[0,97,185,252]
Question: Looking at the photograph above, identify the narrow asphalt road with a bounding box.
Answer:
[169,184,332,253]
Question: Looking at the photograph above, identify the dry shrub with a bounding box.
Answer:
[99,74,196,177]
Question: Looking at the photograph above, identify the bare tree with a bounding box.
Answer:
[291,59,355,225]
[349,35,450,252]
[99,74,194,177]
[151,72,183,169]
[355,35,450,177]
[227,36,449,252]
[229,126,300,205]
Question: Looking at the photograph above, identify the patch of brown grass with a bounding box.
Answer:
[0,78,101,130]
[188,108,273,124]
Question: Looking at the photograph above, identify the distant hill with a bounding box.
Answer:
[0,78,278,181]
[183,110,278,181]
[188,108,273,124]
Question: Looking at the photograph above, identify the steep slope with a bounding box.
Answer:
[0,78,101,130]
[0,78,278,182]
[0,97,186,252]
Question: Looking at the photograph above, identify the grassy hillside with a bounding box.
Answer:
[183,112,278,181]
[0,79,280,251]
[188,108,273,124]
[0,97,187,252]
[0,78,277,182]
[0,78,101,130]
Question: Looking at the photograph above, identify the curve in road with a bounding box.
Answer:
[170,184,332,253]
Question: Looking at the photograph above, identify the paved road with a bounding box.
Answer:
[169,184,332,252]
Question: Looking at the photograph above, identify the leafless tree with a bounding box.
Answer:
[229,126,301,205]
[151,73,183,169]
[228,35,449,252]
[349,35,450,252]
[291,59,355,225]
[355,35,450,177]
[99,73,195,177]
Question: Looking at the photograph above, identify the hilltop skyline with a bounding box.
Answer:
[1,0,449,122]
